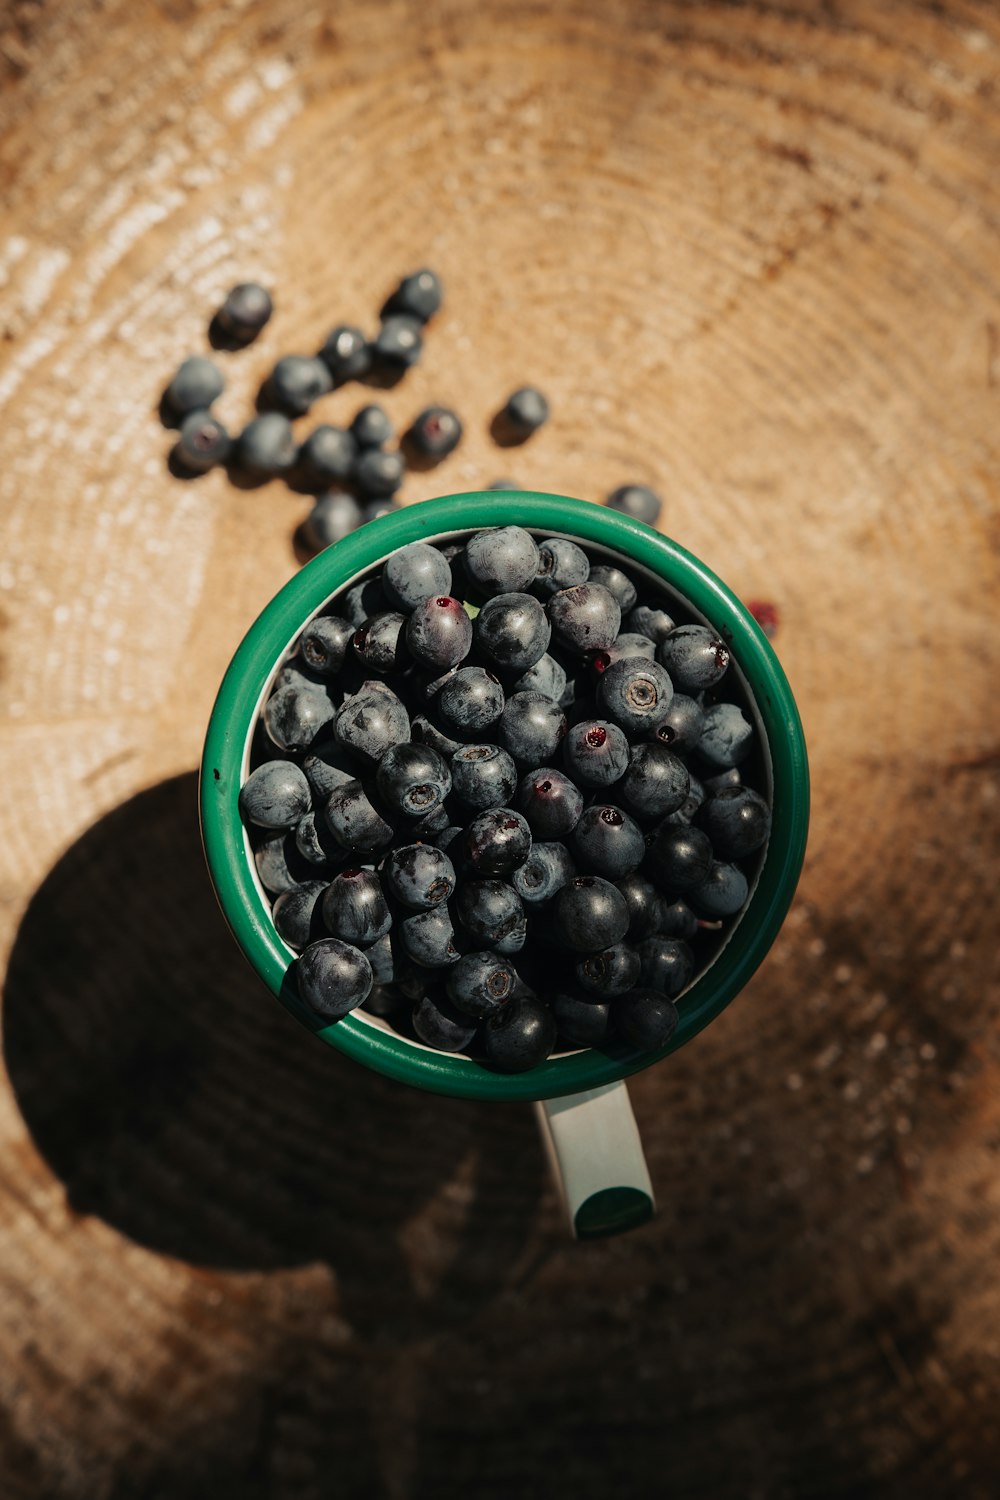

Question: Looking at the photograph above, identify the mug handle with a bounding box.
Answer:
[533,1081,655,1239]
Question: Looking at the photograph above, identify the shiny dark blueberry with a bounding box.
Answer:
[322,868,392,947]
[299,615,354,677]
[447,951,516,1019]
[587,564,637,615]
[515,767,583,839]
[383,268,443,323]
[333,685,410,762]
[319,324,373,383]
[697,703,754,769]
[643,822,714,891]
[405,595,473,670]
[236,413,297,477]
[268,354,332,416]
[656,900,699,940]
[174,410,232,472]
[511,653,567,702]
[238,760,311,829]
[475,593,551,672]
[450,744,519,812]
[562,719,630,788]
[296,938,373,1021]
[413,993,477,1052]
[399,904,460,967]
[464,807,532,877]
[302,737,356,801]
[617,743,690,819]
[351,403,394,448]
[499,692,567,766]
[605,484,662,525]
[217,282,272,343]
[382,542,453,613]
[384,843,457,909]
[510,841,576,905]
[263,683,335,752]
[482,995,557,1072]
[697,785,771,858]
[463,526,540,597]
[375,742,452,817]
[411,714,464,760]
[572,804,645,880]
[407,406,463,459]
[294,810,343,868]
[352,611,408,675]
[255,833,311,896]
[653,693,705,754]
[298,425,357,485]
[456,881,527,956]
[324,779,396,855]
[552,991,612,1047]
[374,314,423,367]
[548,583,621,653]
[532,537,589,600]
[688,861,750,918]
[165,355,224,417]
[554,876,629,952]
[596,656,674,737]
[272,881,327,950]
[595,632,656,667]
[615,872,666,941]
[635,936,695,997]
[625,603,675,643]
[438,666,504,733]
[657,624,730,692]
[615,988,679,1049]
[576,942,641,998]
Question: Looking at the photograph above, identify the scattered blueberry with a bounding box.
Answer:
[268,355,333,417]
[605,485,662,526]
[165,355,224,417]
[236,413,297,478]
[375,315,423,368]
[174,410,232,472]
[352,447,405,499]
[351,404,394,448]
[383,269,443,323]
[501,387,549,437]
[298,425,357,485]
[217,283,273,343]
[407,406,463,459]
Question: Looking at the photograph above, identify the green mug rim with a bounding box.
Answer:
[200,491,809,1102]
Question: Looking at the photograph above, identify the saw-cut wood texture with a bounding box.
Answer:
[1,1,999,1496]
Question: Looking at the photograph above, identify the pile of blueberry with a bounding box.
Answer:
[159,270,683,555]
[238,525,772,1073]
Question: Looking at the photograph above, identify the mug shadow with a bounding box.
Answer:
[2,772,549,1346]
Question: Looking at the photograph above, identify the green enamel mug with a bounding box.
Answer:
[200,491,809,1238]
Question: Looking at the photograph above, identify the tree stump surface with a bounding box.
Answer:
[2,2,999,1496]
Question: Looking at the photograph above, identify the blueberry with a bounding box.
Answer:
[302,491,363,551]
[596,656,674,738]
[352,448,405,499]
[413,993,477,1052]
[375,314,423,368]
[437,666,504,733]
[268,355,332,417]
[462,527,539,598]
[263,683,335,752]
[322,867,392,946]
[554,876,629,952]
[255,833,311,895]
[272,658,326,694]
[333,685,409,762]
[487,478,519,491]
[515,767,582,839]
[456,881,527,955]
[298,425,358,485]
[464,807,532,877]
[296,937,373,1021]
[447,951,516,1019]
[343,577,387,628]
[375,742,452,817]
[702,767,743,793]
[361,497,401,524]
[530,538,589,602]
[510,841,576,905]
[475,594,551,672]
[615,872,665,940]
[408,664,459,704]
[217,282,273,342]
[688,861,750,918]
[562,719,630,787]
[615,989,679,1049]
[643,823,713,891]
[575,942,641,998]
[273,881,327,949]
[593,632,656,667]
[656,900,699,940]
[617,744,690,819]
[165,355,224,417]
[450,743,518,811]
[352,611,408,675]
[501,387,549,436]
[366,932,407,986]
[664,774,707,826]
[319,324,372,383]
[351,403,394,448]
[302,735,359,801]
[507,657,563,708]
[551,991,611,1047]
[407,406,463,459]
[635,936,695,997]
[323,779,395,855]
[605,484,662,526]
[406,595,473,670]
[382,542,453,613]
[697,785,771,858]
[652,693,705,754]
[294,810,344,867]
[383,843,456,909]
[697,702,754,769]
[174,409,232,472]
[406,801,452,839]
[236,413,297,477]
[572,804,645,880]
[383,268,443,323]
[548,584,621,654]
[411,713,464,760]
[625,603,675,643]
[399,904,460,967]
[657,625,730,692]
[587,564,637,614]
[482,995,556,1072]
[299,616,354,677]
[239,760,311,830]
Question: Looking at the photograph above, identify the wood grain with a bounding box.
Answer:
[2,1,1000,1495]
